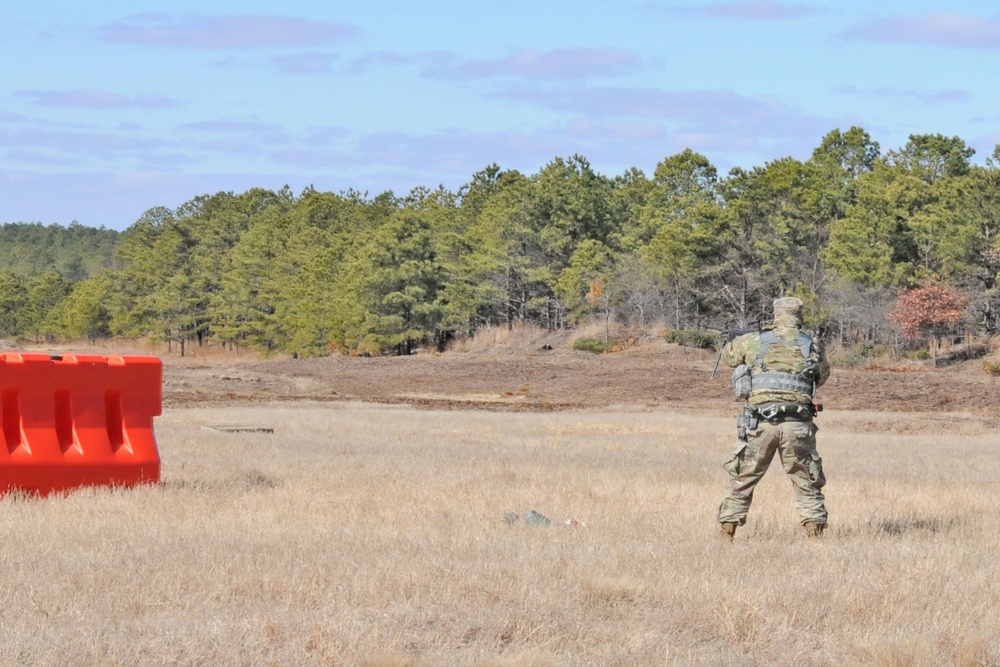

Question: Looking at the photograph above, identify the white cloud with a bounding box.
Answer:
[101,14,360,49]
[351,48,644,81]
[842,12,1000,48]
[19,89,176,109]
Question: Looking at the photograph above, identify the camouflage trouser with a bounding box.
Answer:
[718,418,827,526]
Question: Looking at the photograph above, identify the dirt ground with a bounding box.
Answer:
[158,336,1000,416]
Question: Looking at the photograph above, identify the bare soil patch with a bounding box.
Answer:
[160,337,1000,417]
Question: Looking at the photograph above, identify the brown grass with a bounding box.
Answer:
[1,402,999,665]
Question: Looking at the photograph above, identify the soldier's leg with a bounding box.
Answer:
[718,423,780,526]
[777,421,828,526]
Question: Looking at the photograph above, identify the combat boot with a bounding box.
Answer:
[803,522,826,538]
[720,522,737,543]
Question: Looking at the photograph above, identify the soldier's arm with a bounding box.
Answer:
[721,334,750,368]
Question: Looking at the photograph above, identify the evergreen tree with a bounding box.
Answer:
[333,197,449,354]
[0,272,28,338]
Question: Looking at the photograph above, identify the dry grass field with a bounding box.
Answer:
[2,394,1000,666]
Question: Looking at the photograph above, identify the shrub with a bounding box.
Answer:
[827,342,894,367]
[572,337,609,353]
[663,329,719,350]
[853,343,881,359]
[983,360,1000,376]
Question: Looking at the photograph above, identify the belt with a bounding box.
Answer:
[754,402,813,422]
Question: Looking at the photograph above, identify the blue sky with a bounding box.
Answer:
[3,1,1000,230]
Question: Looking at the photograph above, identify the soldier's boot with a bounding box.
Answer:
[803,522,826,538]
[720,522,738,543]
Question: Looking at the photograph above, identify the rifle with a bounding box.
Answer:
[708,322,759,379]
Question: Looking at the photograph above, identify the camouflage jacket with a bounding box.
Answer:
[722,321,830,406]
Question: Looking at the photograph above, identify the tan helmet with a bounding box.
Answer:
[772,296,803,320]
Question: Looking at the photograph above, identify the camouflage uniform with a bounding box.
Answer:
[717,297,831,539]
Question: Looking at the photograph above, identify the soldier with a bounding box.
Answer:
[717,296,830,542]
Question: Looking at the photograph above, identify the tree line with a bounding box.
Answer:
[3,126,999,356]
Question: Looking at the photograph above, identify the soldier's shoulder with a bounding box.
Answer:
[729,330,761,354]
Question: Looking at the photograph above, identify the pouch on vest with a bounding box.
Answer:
[731,364,752,399]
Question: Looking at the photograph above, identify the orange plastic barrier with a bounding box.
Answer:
[0,353,161,495]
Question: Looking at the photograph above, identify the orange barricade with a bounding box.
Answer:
[0,353,162,495]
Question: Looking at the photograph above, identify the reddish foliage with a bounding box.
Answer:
[586,278,605,307]
[889,280,967,340]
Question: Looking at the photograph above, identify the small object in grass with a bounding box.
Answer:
[523,510,553,526]
[504,509,587,528]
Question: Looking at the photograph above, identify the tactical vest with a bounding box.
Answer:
[751,330,815,396]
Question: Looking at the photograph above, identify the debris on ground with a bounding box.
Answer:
[203,424,274,433]
[503,509,587,528]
